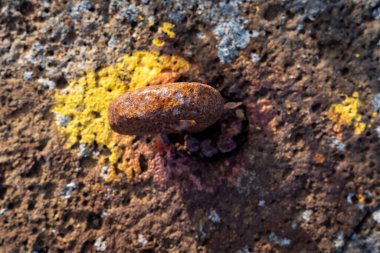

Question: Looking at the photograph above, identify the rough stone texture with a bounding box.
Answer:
[108,82,224,135]
[0,0,379,252]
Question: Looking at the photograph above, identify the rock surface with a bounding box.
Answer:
[0,0,379,252]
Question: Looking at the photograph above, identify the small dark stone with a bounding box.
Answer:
[185,135,200,152]
[217,136,237,153]
[201,139,218,157]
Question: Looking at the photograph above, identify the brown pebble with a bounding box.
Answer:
[108,82,224,135]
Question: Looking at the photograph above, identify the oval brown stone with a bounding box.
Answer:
[108,82,224,135]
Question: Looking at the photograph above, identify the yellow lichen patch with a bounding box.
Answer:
[52,51,190,181]
[152,38,165,47]
[159,22,176,38]
[327,92,367,135]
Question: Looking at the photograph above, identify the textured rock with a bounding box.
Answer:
[0,0,379,252]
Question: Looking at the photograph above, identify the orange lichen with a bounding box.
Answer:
[356,194,366,204]
[313,153,325,164]
[247,98,277,131]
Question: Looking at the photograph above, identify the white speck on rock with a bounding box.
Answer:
[250,30,259,38]
[55,113,70,127]
[107,36,117,48]
[372,209,380,223]
[268,232,291,247]
[60,182,77,199]
[268,232,276,241]
[296,24,305,32]
[196,32,206,41]
[333,231,345,250]
[138,234,148,246]
[372,7,380,19]
[301,210,313,222]
[24,71,33,81]
[208,210,221,223]
[148,16,155,24]
[199,223,207,241]
[32,42,44,54]
[92,150,100,157]
[258,200,266,207]
[0,208,5,215]
[376,126,380,140]
[37,78,55,89]
[372,93,380,113]
[347,192,355,204]
[71,0,94,20]
[105,188,112,199]
[280,237,292,247]
[77,143,91,158]
[101,210,108,218]
[94,235,107,252]
[100,166,110,180]
[329,138,346,151]
[236,245,253,253]
[251,53,261,63]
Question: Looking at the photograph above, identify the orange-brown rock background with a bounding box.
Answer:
[0,1,379,252]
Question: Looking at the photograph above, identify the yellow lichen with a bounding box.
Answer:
[52,51,190,181]
[327,92,366,135]
[159,22,176,38]
[152,38,165,47]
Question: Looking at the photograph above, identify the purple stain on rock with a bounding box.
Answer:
[223,118,243,136]
[185,135,201,152]
[201,139,219,157]
[217,136,237,153]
